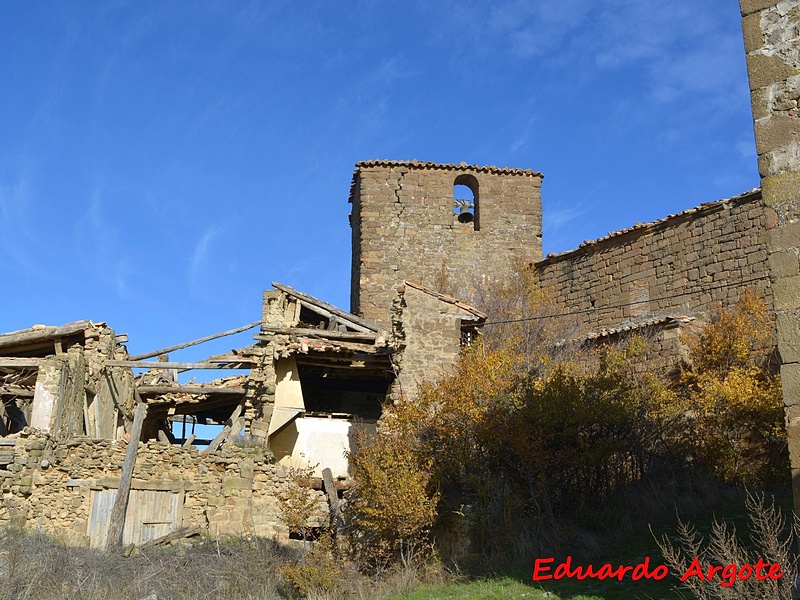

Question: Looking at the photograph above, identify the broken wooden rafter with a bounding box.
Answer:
[163,396,243,416]
[136,385,246,396]
[106,360,252,370]
[0,385,34,397]
[139,525,201,549]
[298,477,354,492]
[205,403,243,452]
[0,320,99,352]
[129,321,260,361]
[296,300,371,333]
[272,282,386,333]
[256,327,378,342]
[0,358,44,368]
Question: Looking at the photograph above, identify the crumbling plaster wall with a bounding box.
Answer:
[350,161,543,328]
[26,325,132,438]
[533,191,773,345]
[0,430,320,544]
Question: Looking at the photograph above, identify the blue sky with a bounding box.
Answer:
[0,1,758,361]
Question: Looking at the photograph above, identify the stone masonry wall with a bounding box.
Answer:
[350,160,543,327]
[391,285,475,400]
[739,0,800,512]
[533,190,773,343]
[0,429,326,545]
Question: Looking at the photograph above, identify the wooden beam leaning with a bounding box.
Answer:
[136,385,246,396]
[129,321,260,361]
[205,403,243,452]
[322,467,345,537]
[106,400,147,549]
[107,360,251,370]
[256,327,378,342]
[0,358,44,368]
[272,282,386,333]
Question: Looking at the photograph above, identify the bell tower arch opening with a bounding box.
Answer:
[454,173,479,230]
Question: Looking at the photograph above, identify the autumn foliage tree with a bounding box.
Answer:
[344,428,439,568]
[346,276,787,567]
[675,290,785,485]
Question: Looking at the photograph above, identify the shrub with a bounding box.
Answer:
[344,428,439,568]
[676,290,786,485]
[655,493,798,600]
[277,464,321,544]
[280,532,344,598]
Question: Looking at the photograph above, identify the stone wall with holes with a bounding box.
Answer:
[350,161,543,327]
[532,191,775,350]
[0,429,327,545]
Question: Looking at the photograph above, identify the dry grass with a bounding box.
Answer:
[655,492,798,600]
[0,528,450,600]
[0,530,297,600]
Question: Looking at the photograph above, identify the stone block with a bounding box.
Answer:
[222,476,253,492]
[762,171,800,215]
[742,12,765,52]
[747,55,800,91]
[777,312,800,362]
[767,222,800,251]
[754,114,800,155]
[772,276,800,310]
[768,250,799,276]
[740,0,779,16]
[781,363,800,406]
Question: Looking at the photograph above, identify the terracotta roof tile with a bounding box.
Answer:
[584,315,695,341]
[349,160,543,201]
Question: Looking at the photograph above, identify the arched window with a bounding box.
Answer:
[453,174,479,230]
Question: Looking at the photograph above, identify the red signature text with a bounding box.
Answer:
[532,556,785,587]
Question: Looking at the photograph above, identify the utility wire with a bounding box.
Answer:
[477,274,771,327]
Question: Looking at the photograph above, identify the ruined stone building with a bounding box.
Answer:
[2,1,800,545]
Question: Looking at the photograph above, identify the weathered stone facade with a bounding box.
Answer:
[391,282,486,400]
[0,429,318,546]
[9,3,800,539]
[349,160,543,327]
[533,189,774,344]
[739,0,800,512]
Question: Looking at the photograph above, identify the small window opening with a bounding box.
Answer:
[453,174,480,230]
[461,324,479,347]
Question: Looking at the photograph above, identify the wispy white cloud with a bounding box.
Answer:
[737,138,756,159]
[189,225,219,290]
[73,181,145,305]
[544,204,588,231]
[0,173,39,273]
[508,116,537,156]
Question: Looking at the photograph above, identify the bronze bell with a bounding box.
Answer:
[458,207,474,223]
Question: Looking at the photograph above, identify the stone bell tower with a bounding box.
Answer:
[348,159,544,327]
